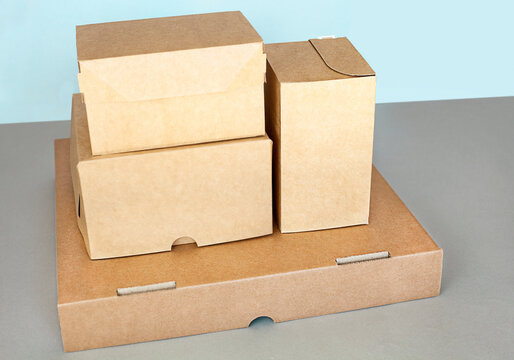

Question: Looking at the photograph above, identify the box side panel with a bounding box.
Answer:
[59,250,442,352]
[280,77,376,232]
[69,99,91,255]
[264,62,282,229]
[79,137,273,259]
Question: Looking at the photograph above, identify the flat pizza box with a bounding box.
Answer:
[55,139,443,352]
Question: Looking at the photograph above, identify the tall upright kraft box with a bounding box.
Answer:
[77,11,266,155]
[70,94,273,259]
[264,37,376,233]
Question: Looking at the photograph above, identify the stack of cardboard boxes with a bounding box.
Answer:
[71,12,273,259]
[57,11,442,352]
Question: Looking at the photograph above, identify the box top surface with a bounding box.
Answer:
[56,139,440,304]
[265,37,375,83]
[76,11,262,61]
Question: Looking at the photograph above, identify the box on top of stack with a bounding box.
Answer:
[76,11,266,155]
[264,37,376,233]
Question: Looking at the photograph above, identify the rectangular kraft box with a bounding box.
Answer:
[70,94,272,259]
[56,138,443,352]
[77,11,266,155]
[265,37,376,233]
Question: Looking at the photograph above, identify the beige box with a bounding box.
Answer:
[55,138,442,352]
[70,94,272,259]
[264,37,376,233]
[76,11,266,155]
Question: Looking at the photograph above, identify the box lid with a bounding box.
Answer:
[265,37,375,83]
[76,11,262,61]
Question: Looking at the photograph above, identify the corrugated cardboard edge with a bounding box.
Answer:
[58,249,442,351]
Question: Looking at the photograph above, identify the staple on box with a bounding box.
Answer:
[336,251,390,265]
[116,281,176,296]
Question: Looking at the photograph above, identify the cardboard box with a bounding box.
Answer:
[70,94,272,259]
[76,11,266,155]
[56,138,443,352]
[264,37,376,233]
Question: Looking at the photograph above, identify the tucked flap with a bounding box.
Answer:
[78,43,265,103]
[308,38,375,77]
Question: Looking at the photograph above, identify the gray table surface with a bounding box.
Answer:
[1,97,513,359]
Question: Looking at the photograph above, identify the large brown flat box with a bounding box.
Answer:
[265,37,376,233]
[77,11,266,155]
[56,139,443,352]
[70,94,272,259]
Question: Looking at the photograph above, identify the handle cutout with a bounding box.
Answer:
[171,236,198,250]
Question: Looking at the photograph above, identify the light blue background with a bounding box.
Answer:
[1,0,512,124]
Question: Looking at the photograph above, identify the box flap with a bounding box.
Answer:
[71,93,268,163]
[265,37,375,83]
[78,43,265,102]
[76,11,262,61]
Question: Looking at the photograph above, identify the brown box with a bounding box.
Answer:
[77,11,266,155]
[70,94,272,259]
[264,37,376,233]
[56,139,442,352]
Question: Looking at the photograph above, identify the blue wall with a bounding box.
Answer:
[1,0,512,124]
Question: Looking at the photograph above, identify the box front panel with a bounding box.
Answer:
[79,138,272,258]
[86,84,265,155]
[79,42,266,155]
[59,251,442,351]
[280,77,376,232]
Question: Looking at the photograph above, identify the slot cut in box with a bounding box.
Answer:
[56,138,443,352]
[76,11,266,155]
[265,37,376,233]
[70,94,272,259]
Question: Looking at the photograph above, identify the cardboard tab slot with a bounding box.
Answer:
[116,281,176,296]
[336,251,390,265]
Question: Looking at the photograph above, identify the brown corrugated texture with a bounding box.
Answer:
[76,11,262,60]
